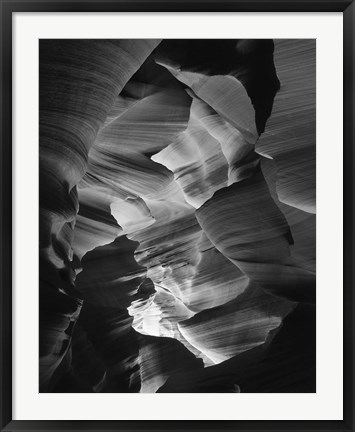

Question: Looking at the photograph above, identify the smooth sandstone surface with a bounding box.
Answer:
[39,39,316,393]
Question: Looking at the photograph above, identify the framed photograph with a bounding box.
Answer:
[1,1,354,431]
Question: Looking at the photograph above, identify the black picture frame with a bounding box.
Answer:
[1,1,354,431]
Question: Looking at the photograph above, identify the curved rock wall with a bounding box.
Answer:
[39,39,316,393]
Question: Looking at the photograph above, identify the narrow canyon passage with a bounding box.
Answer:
[39,39,316,393]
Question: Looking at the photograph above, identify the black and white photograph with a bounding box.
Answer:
[39,39,316,394]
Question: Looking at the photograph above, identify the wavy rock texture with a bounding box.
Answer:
[39,39,316,393]
[256,39,316,213]
[39,39,160,390]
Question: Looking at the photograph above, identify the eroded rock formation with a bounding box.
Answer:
[39,39,316,393]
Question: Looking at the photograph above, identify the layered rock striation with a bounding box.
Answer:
[39,39,316,393]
